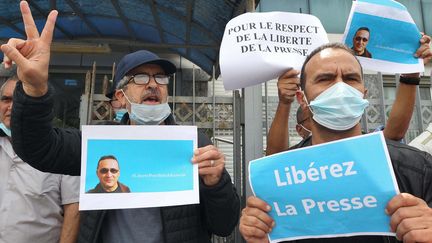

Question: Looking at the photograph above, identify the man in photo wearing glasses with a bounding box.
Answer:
[88,155,130,193]
[351,27,373,58]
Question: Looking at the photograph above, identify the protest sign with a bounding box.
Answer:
[342,0,423,73]
[249,132,399,242]
[79,125,199,211]
[220,12,328,90]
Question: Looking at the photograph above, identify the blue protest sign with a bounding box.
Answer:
[249,132,399,242]
[85,139,194,192]
[342,0,423,73]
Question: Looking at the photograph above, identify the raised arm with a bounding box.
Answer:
[266,69,300,155]
[383,34,431,141]
[3,1,82,175]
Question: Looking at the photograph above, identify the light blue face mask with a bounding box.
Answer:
[0,122,11,137]
[121,90,171,125]
[307,82,369,131]
[114,109,127,121]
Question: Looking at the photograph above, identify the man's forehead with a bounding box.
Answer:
[356,30,369,37]
[99,159,119,167]
[128,63,165,74]
[305,48,362,75]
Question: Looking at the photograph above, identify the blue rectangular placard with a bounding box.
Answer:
[249,132,399,242]
[85,139,193,193]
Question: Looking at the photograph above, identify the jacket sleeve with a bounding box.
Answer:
[11,82,82,176]
[197,132,240,236]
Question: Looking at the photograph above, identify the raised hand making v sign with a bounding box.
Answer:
[1,1,58,97]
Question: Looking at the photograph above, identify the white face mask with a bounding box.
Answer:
[121,90,171,125]
[304,82,369,131]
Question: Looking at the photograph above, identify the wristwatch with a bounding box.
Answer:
[399,75,420,85]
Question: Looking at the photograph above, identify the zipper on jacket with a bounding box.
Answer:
[160,208,167,243]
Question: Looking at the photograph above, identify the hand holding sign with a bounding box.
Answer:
[191,145,225,186]
[386,193,432,242]
[417,33,432,64]
[277,69,300,105]
[239,196,273,243]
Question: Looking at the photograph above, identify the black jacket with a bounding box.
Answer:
[11,82,240,243]
[284,136,432,243]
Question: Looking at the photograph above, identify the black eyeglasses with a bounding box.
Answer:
[128,73,170,85]
[99,168,119,174]
[355,36,368,42]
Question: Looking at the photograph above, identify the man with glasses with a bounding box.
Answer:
[2,2,239,243]
[351,27,372,58]
[88,155,130,193]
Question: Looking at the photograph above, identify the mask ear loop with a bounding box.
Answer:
[121,89,133,105]
[299,123,312,134]
[298,86,314,115]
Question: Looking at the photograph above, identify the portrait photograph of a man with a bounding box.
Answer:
[87,155,131,193]
[351,27,372,58]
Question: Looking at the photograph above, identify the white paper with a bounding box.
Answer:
[220,11,329,90]
[79,125,199,211]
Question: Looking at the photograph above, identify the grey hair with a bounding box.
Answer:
[116,76,130,90]
[0,74,19,96]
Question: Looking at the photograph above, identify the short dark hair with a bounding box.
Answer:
[97,155,119,170]
[299,42,363,92]
[355,27,370,35]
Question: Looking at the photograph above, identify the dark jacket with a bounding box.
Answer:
[351,47,373,58]
[283,136,432,243]
[11,82,240,243]
[87,182,131,193]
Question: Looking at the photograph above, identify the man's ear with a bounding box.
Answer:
[114,89,127,107]
[296,90,306,107]
[295,124,302,134]
[363,88,368,99]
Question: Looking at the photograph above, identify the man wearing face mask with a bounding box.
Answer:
[241,41,432,242]
[266,33,430,156]
[2,2,240,243]
[0,73,80,243]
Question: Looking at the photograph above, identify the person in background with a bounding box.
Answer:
[0,73,80,243]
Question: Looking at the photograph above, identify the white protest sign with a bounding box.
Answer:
[220,12,329,90]
[79,125,199,211]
